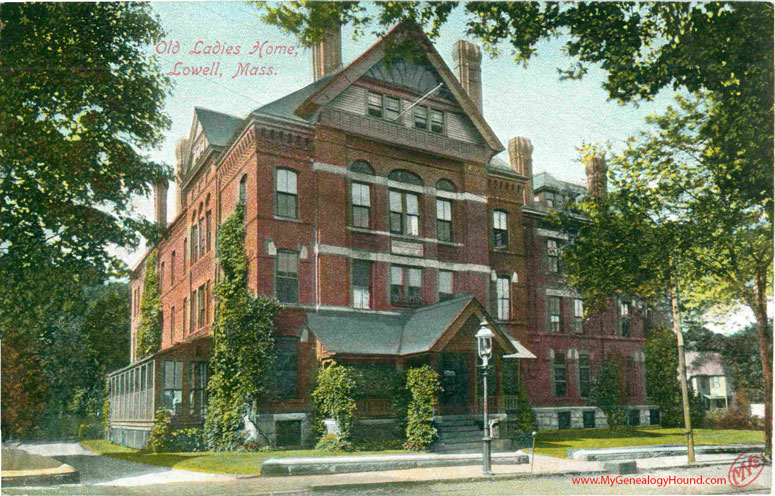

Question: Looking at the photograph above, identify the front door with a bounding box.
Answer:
[439,353,469,414]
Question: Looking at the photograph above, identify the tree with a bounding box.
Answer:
[0,3,171,341]
[559,93,772,456]
[254,2,772,209]
[589,357,627,428]
[644,325,681,415]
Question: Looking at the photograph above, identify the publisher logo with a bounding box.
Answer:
[728,452,766,488]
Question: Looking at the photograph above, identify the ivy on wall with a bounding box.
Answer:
[204,202,281,450]
[311,362,357,441]
[404,365,441,451]
[136,249,161,357]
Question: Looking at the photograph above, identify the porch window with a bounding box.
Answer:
[352,260,371,309]
[275,251,299,303]
[275,337,298,399]
[546,239,559,273]
[547,296,562,333]
[189,361,208,416]
[351,182,371,229]
[275,169,298,219]
[496,276,510,320]
[554,352,567,396]
[438,270,454,302]
[391,266,422,305]
[492,210,508,249]
[572,299,584,333]
[389,190,420,236]
[619,299,631,336]
[436,199,452,242]
[578,351,591,398]
[162,360,183,415]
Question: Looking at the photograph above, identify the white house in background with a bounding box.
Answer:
[685,351,734,411]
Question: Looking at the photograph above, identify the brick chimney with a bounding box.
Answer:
[452,40,483,113]
[584,155,608,199]
[153,180,168,228]
[508,137,534,204]
[312,24,342,81]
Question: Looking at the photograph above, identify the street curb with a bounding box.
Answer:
[308,468,606,492]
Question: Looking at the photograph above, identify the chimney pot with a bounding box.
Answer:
[584,155,608,199]
[452,40,483,113]
[153,180,169,228]
[312,24,342,81]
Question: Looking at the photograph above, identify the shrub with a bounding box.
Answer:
[315,433,353,452]
[169,428,206,452]
[102,398,110,438]
[590,358,627,428]
[147,409,173,453]
[311,363,357,441]
[404,365,441,451]
[351,438,406,451]
[508,375,536,434]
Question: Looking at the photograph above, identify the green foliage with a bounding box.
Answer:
[314,433,353,452]
[351,438,406,451]
[349,364,405,399]
[147,409,173,453]
[644,325,681,410]
[0,3,172,350]
[205,203,281,450]
[136,251,162,358]
[311,363,357,440]
[590,358,627,428]
[509,374,537,434]
[404,365,441,451]
[102,399,110,437]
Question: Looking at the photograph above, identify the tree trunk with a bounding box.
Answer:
[753,272,772,458]
[671,284,695,464]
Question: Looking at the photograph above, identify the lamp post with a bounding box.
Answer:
[476,319,494,475]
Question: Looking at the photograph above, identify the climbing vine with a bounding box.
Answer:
[404,365,441,451]
[136,250,161,357]
[204,202,281,450]
[311,363,358,441]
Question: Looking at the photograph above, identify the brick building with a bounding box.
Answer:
[108,23,652,449]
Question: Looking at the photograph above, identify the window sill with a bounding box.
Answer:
[274,215,302,223]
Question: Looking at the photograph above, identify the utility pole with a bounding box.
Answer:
[671,283,695,464]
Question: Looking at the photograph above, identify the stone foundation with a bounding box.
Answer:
[532,405,657,430]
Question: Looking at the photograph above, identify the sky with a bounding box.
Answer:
[116,2,757,333]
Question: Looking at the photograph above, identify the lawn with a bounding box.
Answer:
[532,426,764,458]
[80,439,407,475]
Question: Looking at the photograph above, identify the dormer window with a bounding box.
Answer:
[385,96,400,121]
[430,109,444,133]
[414,106,428,130]
[368,92,383,118]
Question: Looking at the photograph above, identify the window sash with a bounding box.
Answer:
[385,96,400,121]
[430,109,444,133]
[493,211,508,230]
[414,106,428,129]
[275,338,299,398]
[438,270,453,296]
[496,277,510,320]
[554,353,567,396]
[276,192,298,218]
[578,354,591,397]
[276,169,297,194]
[368,92,383,118]
[352,260,371,309]
[199,217,205,257]
[276,252,299,303]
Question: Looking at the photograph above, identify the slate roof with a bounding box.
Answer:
[194,107,244,147]
[306,294,523,356]
[487,153,518,176]
[533,171,587,195]
[252,72,338,125]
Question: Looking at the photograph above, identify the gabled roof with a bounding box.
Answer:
[193,107,244,147]
[306,295,525,357]
[251,72,338,125]
[294,22,504,154]
[686,351,726,377]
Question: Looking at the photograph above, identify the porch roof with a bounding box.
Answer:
[306,295,524,357]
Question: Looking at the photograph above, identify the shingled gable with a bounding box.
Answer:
[294,22,504,154]
[306,295,519,357]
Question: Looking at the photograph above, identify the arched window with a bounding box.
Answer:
[492,210,508,249]
[238,175,247,203]
[349,160,375,175]
[388,170,422,236]
[388,169,423,186]
[205,195,212,252]
[436,179,456,192]
[275,168,298,219]
[190,214,199,262]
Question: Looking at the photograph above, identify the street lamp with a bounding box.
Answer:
[476,319,494,475]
